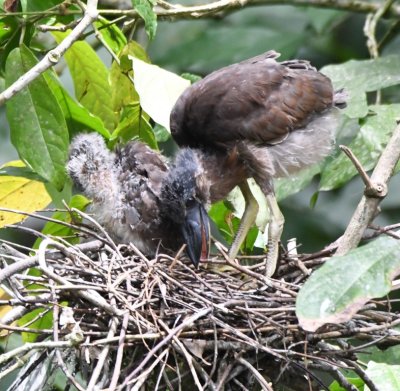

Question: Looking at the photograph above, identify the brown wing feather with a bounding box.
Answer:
[170,52,334,148]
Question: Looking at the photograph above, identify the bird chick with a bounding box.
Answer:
[67,133,210,266]
[170,50,347,276]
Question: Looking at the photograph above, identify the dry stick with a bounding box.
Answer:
[90,0,400,19]
[121,307,212,384]
[37,239,125,317]
[342,359,379,391]
[236,357,273,391]
[51,283,86,391]
[108,311,129,390]
[0,0,99,106]
[129,349,170,390]
[2,0,400,19]
[86,314,119,391]
[157,318,204,391]
[0,340,73,365]
[0,239,104,285]
[336,123,400,256]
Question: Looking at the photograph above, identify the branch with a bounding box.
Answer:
[0,0,99,107]
[336,122,400,255]
[80,0,400,19]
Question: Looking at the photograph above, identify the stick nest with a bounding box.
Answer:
[0,228,398,391]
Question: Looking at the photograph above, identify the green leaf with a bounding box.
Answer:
[365,362,400,391]
[227,179,269,233]
[0,165,44,182]
[131,0,157,39]
[296,236,400,332]
[0,16,18,45]
[18,308,53,343]
[358,345,400,366]
[52,31,116,132]
[329,377,364,391]
[209,201,235,244]
[129,56,190,130]
[33,194,90,248]
[306,8,345,34]
[110,103,157,149]
[149,7,309,73]
[110,41,150,115]
[94,18,127,55]
[153,123,171,143]
[5,45,69,190]
[0,161,52,227]
[322,55,400,118]
[20,0,64,12]
[320,104,400,191]
[44,70,110,139]
[0,18,35,73]
[275,165,320,202]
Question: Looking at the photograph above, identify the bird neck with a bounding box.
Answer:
[195,147,248,203]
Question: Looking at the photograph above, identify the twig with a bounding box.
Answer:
[336,122,400,255]
[121,307,212,385]
[87,315,119,390]
[237,356,273,391]
[0,0,99,106]
[108,311,129,390]
[0,340,73,365]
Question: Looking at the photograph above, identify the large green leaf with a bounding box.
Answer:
[129,56,190,130]
[131,0,157,39]
[110,41,150,115]
[365,362,400,391]
[44,70,110,139]
[296,236,400,332]
[110,103,157,149]
[5,45,69,190]
[320,104,400,191]
[322,55,400,118]
[52,31,116,132]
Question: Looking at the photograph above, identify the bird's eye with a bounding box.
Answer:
[186,197,196,207]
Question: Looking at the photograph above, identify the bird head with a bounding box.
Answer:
[160,149,211,268]
[67,133,116,198]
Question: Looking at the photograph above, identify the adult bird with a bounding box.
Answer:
[67,133,211,267]
[170,50,347,277]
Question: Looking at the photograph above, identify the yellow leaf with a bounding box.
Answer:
[0,289,12,336]
[0,161,51,227]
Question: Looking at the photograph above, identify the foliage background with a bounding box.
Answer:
[1,0,400,389]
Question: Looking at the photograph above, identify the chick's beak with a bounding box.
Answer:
[181,202,210,268]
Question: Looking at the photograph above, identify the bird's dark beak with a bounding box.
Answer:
[181,202,210,268]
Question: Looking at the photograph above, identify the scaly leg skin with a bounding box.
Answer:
[265,193,285,277]
[228,180,259,260]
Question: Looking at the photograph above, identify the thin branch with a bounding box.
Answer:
[0,340,73,366]
[336,122,400,255]
[0,0,99,106]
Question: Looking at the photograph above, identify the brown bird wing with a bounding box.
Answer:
[170,53,334,148]
[117,141,169,228]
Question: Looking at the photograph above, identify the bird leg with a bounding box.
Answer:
[265,193,285,277]
[228,180,259,260]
